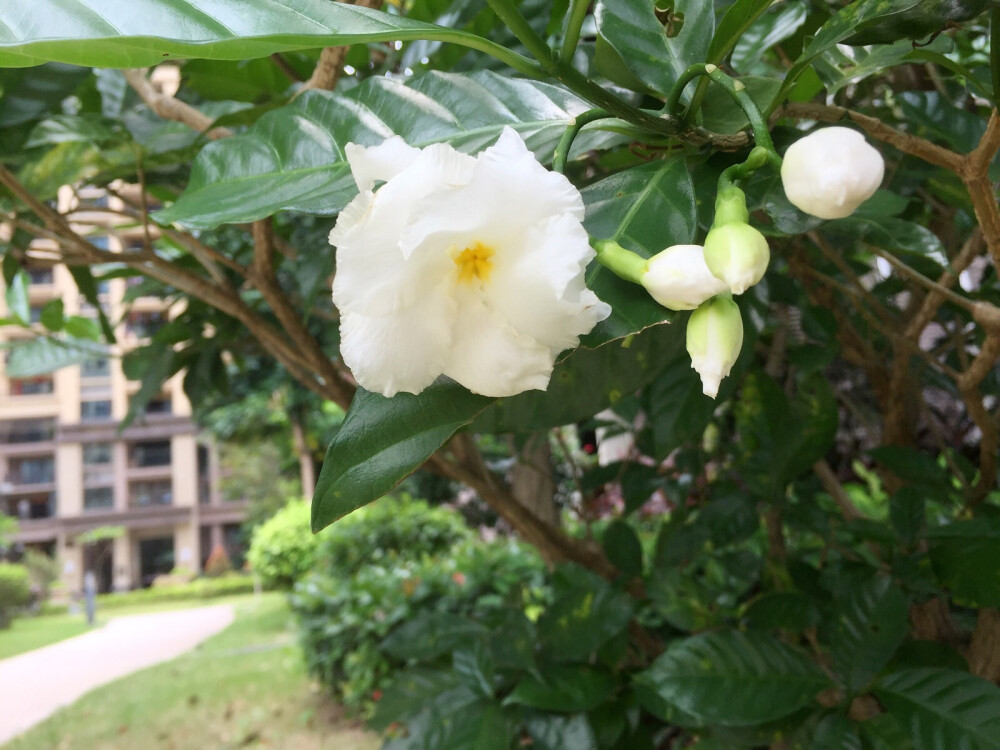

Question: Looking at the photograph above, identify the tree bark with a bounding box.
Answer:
[509,433,560,528]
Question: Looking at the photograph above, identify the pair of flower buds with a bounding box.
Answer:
[639,127,885,397]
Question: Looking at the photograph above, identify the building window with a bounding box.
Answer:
[27,267,54,285]
[130,440,171,467]
[9,377,54,396]
[83,443,113,465]
[80,400,113,421]
[84,486,114,510]
[81,357,111,378]
[0,418,55,444]
[7,456,55,485]
[2,492,55,519]
[28,306,44,324]
[143,392,172,415]
[129,480,172,507]
[90,235,110,250]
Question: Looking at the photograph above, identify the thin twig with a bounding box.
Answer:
[123,68,232,140]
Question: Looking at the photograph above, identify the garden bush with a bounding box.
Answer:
[246,499,317,590]
[315,494,472,577]
[96,572,255,609]
[0,563,32,628]
[291,535,546,710]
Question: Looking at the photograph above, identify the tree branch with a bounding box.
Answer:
[300,0,384,92]
[123,68,232,140]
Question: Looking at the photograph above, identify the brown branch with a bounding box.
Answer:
[814,459,864,521]
[300,0,384,92]
[960,383,999,507]
[908,229,984,340]
[967,608,1000,683]
[123,68,232,140]
[270,53,305,83]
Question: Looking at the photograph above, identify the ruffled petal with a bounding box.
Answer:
[339,279,457,397]
[345,137,421,190]
[444,288,554,397]
[487,213,610,352]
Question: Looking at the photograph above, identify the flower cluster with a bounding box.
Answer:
[329,128,610,398]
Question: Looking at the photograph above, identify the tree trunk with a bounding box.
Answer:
[290,413,316,498]
[509,432,559,528]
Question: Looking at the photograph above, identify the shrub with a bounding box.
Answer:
[96,572,255,609]
[246,499,317,590]
[291,536,546,711]
[0,563,32,628]
[203,544,234,577]
[315,494,472,577]
[22,549,59,602]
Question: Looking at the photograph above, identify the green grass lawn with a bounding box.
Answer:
[0,594,261,661]
[6,593,380,750]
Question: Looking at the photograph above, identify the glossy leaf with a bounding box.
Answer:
[635,630,830,726]
[926,519,1000,608]
[812,714,863,750]
[525,714,598,750]
[0,1,498,69]
[594,0,713,96]
[875,668,1000,750]
[381,612,487,661]
[4,270,29,321]
[155,70,610,228]
[2,336,107,377]
[602,520,644,578]
[506,665,615,712]
[0,64,91,128]
[581,158,697,344]
[825,575,909,692]
[311,382,493,532]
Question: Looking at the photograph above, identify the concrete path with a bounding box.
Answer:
[0,604,235,745]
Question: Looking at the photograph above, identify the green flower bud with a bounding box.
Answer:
[686,296,743,399]
[703,222,770,295]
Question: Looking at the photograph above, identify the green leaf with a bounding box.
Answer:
[311,381,493,532]
[826,216,949,269]
[453,641,496,699]
[538,565,634,662]
[825,575,909,693]
[889,487,927,544]
[699,76,782,133]
[471,322,685,433]
[525,714,597,750]
[4,270,29,321]
[0,1,506,70]
[506,665,615,712]
[581,159,696,344]
[708,0,774,65]
[859,713,915,750]
[67,257,116,342]
[875,668,1000,750]
[926,519,1000,607]
[844,0,999,44]
[743,592,822,632]
[121,348,179,429]
[602,520,643,578]
[181,58,292,103]
[0,64,91,128]
[635,630,830,726]
[2,336,108,377]
[38,298,64,331]
[155,70,609,228]
[812,714,863,750]
[595,0,714,96]
[731,1,809,75]
[869,446,952,489]
[381,612,487,661]
[24,114,118,148]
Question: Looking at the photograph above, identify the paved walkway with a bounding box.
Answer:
[0,604,235,745]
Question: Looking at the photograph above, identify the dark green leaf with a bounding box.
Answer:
[121,348,180,429]
[825,575,909,693]
[472,322,685,433]
[926,519,1000,608]
[381,612,487,661]
[635,630,830,725]
[602,520,643,578]
[594,0,713,96]
[870,446,952,489]
[889,487,927,544]
[311,382,493,532]
[859,713,915,750]
[67,265,115,341]
[697,488,759,547]
[812,713,863,750]
[507,665,615,712]
[538,565,634,662]
[875,668,1000,750]
[155,71,612,228]
[181,58,292,103]
[454,641,497,699]
[708,0,774,65]
[0,64,90,127]
[743,592,822,632]
[525,714,597,750]
[844,0,998,44]
[581,159,696,344]
[39,298,64,332]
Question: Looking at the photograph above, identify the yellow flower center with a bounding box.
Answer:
[453,242,495,284]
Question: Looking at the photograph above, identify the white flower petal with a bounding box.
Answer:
[339,280,456,397]
[488,214,610,352]
[444,288,554,397]
[642,244,729,311]
[345,137,421,190]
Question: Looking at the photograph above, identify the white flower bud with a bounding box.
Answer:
[686,297,743,399]
[780,127,885,220]
[641,244,729,311]
[703,223,770,295]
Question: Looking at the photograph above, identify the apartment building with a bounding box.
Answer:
[0,187,248,593]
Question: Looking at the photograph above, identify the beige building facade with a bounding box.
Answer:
[1,187,247,593]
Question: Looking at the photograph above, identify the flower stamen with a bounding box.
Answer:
[453,242,495,284]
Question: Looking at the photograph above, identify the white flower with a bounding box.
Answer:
[702,222,770,295]
[781,127,885,220]
[686,296,743,399]
[329,127,611,398]
[641,244,729,311]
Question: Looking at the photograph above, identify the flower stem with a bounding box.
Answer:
[552,108,614,173]
[665,63,778,158]
[485,0,554,65]
[593,240,647,285]
[559,0,591,65]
